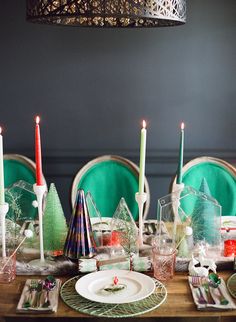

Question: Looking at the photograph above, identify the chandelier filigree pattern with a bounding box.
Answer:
[26,0,186,27]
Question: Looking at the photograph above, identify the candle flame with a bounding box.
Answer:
[35,116,40,124]
[181,122,185,130]
[0,127,2,134]
[142,120,146,129]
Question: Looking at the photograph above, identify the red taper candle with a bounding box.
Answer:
[35,116,44,186]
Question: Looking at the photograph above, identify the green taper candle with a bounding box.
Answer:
[176,122,185,184]
[0,127,5,205]
[138,120,147,193]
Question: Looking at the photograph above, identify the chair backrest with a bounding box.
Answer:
[171,156,236,217]
[71,155,150,220]
[4,154,47,222]
[4,154,36,187]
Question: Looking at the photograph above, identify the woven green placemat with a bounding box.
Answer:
[60,275,167,318]
[227,273,236,299]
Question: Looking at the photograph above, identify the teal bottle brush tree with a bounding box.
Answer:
[191,178,221,246]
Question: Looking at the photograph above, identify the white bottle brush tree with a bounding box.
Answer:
[43,183,68,256]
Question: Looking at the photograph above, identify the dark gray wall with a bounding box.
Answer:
[0,0,235,219]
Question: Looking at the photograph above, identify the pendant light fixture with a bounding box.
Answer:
[26,0,186,27]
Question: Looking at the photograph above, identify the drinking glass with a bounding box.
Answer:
[0,251,16,283]
[152,238,176,282]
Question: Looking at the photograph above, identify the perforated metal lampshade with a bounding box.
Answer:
[26,0,186,27]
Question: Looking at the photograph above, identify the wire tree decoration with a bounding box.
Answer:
[111,198,138,257]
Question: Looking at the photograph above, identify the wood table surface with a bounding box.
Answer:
[0,271,236,321]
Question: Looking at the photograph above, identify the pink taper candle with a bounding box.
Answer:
[35,116,44,186]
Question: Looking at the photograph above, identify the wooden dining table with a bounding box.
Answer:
[0,271,236,322]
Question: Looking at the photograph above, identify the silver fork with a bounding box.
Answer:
[191,276,207,305]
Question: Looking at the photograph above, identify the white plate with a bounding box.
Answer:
[221,216,236,238]
[75,270,156,304]
[222,216,236,228]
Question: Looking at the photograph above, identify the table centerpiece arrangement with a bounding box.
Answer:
[0,116,235,317]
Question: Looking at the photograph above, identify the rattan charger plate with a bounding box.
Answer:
[60,275,167,318]
[227,273,236,299]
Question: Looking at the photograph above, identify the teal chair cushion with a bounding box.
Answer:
[72,156,150,221]
[4,155,37,222]
[4,159,35,187]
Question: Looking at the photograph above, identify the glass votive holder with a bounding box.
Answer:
[153,249,176,282]
[111,230,121,246]
[94,230,122,247]
[102,231,112,246]
[93,230,103,247]
[224,239,236,257]
[93,230,113,247]
[152,244,176,282]
[0,251,16,283]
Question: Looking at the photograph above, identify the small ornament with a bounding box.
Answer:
[113,276,119,285]
[43,275,56,291]
[208,272,221,287]
[24,229,33,239]
[64,189,96,259]
[103,276,127,293]
[188,255,209,277]
[198,244,217,273]
[32,200,38,208]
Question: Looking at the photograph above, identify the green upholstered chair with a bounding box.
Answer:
[4,154,47,222]
[71,155,150,221]
[172,156,236,217]
[4,154,36,188]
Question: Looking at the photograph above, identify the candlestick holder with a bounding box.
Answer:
[172,182,185,192]
[172,182,185,223]
[135,192,147,248]
[170,182,186,247]
[0,203,9,258]
[29,184,52,268]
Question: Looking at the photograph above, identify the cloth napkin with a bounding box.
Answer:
[188,276,236,310]
[16,278,61,313]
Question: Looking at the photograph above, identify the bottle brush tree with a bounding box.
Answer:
[43,183,68,255]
